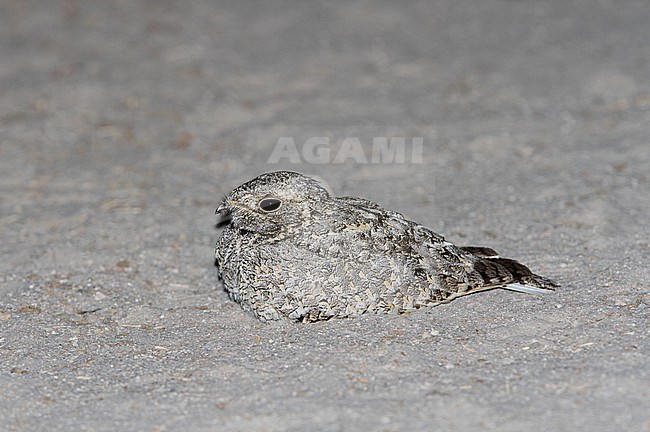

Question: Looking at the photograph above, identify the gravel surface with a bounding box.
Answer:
[1,1,648,431]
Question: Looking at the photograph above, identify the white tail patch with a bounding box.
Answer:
[503,283,551,295]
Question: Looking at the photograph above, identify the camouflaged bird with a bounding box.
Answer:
[215,171,558,322]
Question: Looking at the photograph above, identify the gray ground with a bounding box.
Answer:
[0,1,648,431]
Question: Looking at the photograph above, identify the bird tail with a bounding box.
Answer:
[466,250,559,294]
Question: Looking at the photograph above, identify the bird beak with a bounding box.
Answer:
[216,201,229,215]
[216,200,233,228]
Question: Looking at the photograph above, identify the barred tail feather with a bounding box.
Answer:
[471,254,559,295]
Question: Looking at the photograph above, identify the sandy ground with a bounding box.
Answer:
[0,1,648,431]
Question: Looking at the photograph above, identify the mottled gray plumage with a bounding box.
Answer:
[215,171,558,322]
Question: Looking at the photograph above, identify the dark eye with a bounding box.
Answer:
[258,197,282,212]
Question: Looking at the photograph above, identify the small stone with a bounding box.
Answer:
[16,305,41,314]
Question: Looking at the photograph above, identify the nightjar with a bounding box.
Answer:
[215,171,558,322]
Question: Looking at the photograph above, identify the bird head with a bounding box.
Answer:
[217,171,331,234]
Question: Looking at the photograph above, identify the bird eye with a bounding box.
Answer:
[258,197,282,212]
